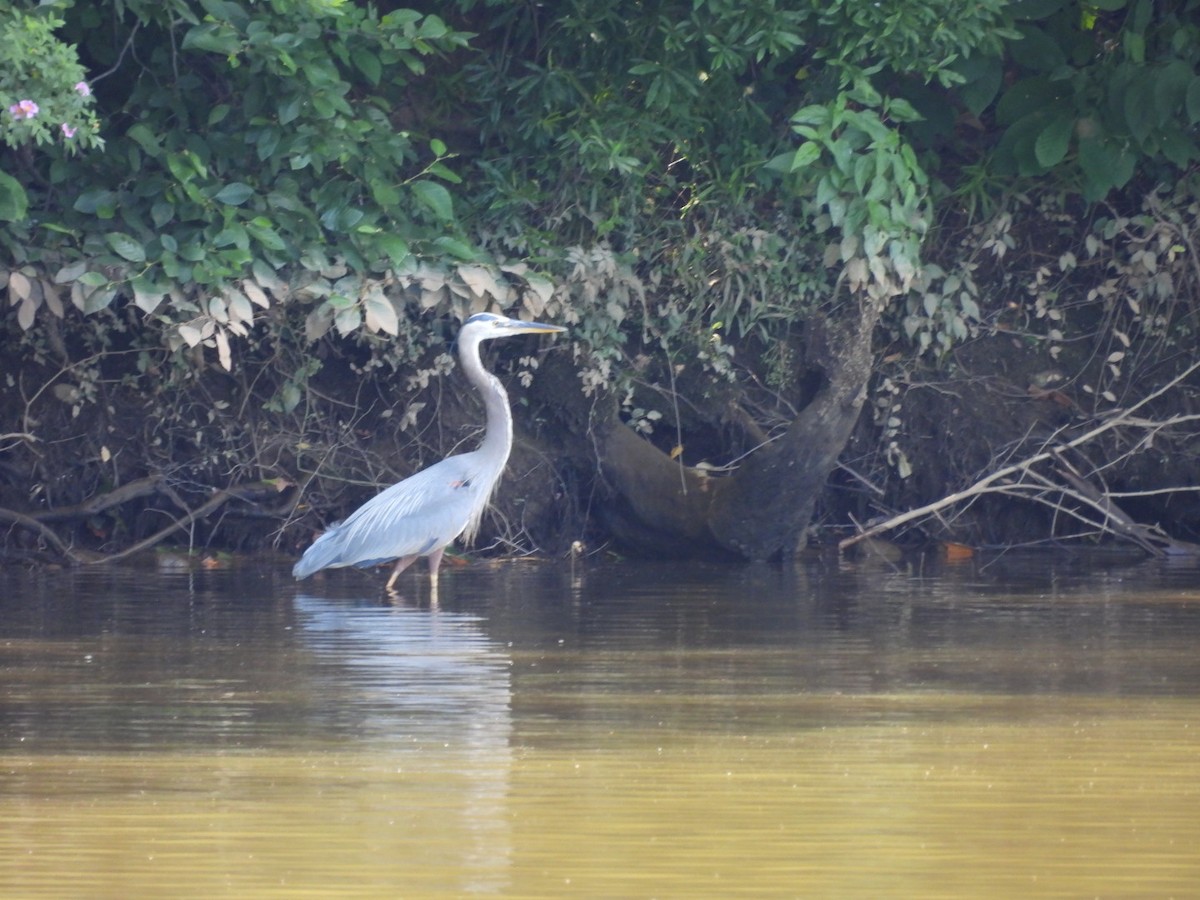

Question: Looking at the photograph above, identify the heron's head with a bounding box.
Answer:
[464,312,567,342]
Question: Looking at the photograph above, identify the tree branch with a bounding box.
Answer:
[840,360,1200,553]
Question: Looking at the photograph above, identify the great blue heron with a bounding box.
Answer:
[292,312,566,592]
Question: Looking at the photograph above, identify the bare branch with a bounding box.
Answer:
[840,360,1200,554]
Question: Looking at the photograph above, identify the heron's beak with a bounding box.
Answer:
[506,320,567,335]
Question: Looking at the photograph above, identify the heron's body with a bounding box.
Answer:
[292,313,565,592]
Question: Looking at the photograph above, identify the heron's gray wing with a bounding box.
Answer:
[293,453,486,577]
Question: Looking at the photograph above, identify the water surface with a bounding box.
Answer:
[1,554,1199,897]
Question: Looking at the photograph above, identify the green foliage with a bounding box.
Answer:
[95,0,468,271]
[12,0,1172,402]
[0,1,101,223]
[0,2,100,154]
[809,0,1017,87]
[456,0,1016,385]
[0,2,471,354]
[958,0,1200,200]
[768,81,930,303]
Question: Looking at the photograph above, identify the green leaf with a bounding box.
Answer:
[1034,116,1073,168]
[1188,77,1200,125]
[151,201,175,228]
[1109,143,1137,188]
[1009,24,1066,73]
[846,79,881,108]
[376,233,410,266]
[127,123,161,155]
[371,181,402,207]
[997,77,1055,126]
[432,235,477,260]
[411,180,454,222]
[1160,129,1197,168]
[179,241,206,262]
[54,260,88,284]
[763,152,796,174]
[427,162,462,184]
[280,381,302,413]
[213,223,249,249]
[256,128,280,161]
[214,182,254,205]
[182,23,241,56]
[1154,61,1193,126]
[78,271,109,288]
[1078,136,1135,200]
[252,258,287,294]
[354,50,382,85]
[992,111,1047,176]
[1130,0,1151,33]
[1123,72,1157,144]
[884,98,922,123]
[790,141,822,171]
[0,170,29,223]
[165,152,199,185]
[73,189,118,216]
[1124,31,1145,65]
[791,104,831,128]
[104,232,146,262]
[245,218,287,251]
[130,276,166,314]
[278,95,302,126]
[83,286,117,314]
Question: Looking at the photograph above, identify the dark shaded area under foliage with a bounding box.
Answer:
[2,280,1199,573]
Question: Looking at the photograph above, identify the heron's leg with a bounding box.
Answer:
[385,554,418,592]
[425,546,445,595]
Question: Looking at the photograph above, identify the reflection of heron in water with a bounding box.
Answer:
[293,596,513,744]
[293,313,566,593]
[294,595,514,892]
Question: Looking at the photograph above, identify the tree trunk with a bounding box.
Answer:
[594,299,881,559]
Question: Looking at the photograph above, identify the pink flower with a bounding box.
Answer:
[74,82,91,97]
[61,123,77,138]
[9,100,39,120]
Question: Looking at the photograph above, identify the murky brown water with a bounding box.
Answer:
[1,554,1199,897]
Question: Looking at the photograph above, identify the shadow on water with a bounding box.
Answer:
[0,552,1199,896]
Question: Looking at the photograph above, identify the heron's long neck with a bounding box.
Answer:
[460,338,513,473]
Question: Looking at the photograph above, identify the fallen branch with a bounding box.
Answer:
[90,486,245,564]
[0,478,295,567]
[0,506,87,564]
[840,360,1200,554]
[32,475,165,522]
